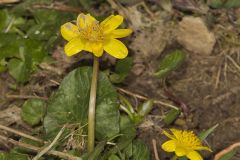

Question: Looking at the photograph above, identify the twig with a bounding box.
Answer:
[107,0,125,14]
[50,79,61,86]
[39,63,63,75]
[117,87,179,110]
[139,1,155,19]
[6,94,48,101]
[0,135,82,160]
[33,125,66,160]
[164,89,190,115]
[212,86,240,105]
[0,0,19,4]
[107,0,133,27]
[214,63,222,89]
[226,54,240,71]
[4,17,15,33]
[152,139,160,160]
[32,2,81,13]
[0,124,46,144]
[214,142,240,160]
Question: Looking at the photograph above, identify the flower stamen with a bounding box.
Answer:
[78,17,104,42]
[162,129,212,160]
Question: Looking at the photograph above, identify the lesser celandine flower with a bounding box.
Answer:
[162,129,212,160]
[60,13,132,59]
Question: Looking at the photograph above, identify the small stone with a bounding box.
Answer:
[176,16,216,55]
[174,118,187,126]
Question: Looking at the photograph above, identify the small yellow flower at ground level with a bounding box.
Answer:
[161,129,212,160]
[60,13,133,59]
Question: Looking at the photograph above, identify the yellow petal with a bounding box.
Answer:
[64,38,85,56]
[175,147,187,157]
[101,15,123,34]
[110,29,133,38]
[170,128,182,139]
[103,39,128,59]
[161,140,176,152]
[195,146,212,152]
[84,42,93,53]
[187,151,203,160]
[77,13,97,29]
[91,42,103,57]
[83,42,103,57]
[162,129,176,140]
[60,22,79,41]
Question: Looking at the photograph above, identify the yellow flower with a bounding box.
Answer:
[60,13,133,59]
[161,129,212,160]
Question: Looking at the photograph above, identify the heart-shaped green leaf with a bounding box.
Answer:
[132,139,151,160]
[208,0,240,8]
[21,99,46,126]
[108,154,121,160]
[110,57,133,83]
[99,116,136,160]
[8,56,32,83]
[44,67,120,141]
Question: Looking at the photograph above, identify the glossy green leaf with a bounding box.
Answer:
[133,100,154,125]
[88,141,107,160]
[110,57,133,83]
[0,10,11,32]
[16,137,43,153]
[21,99,46,126]
[198,124,219,141]
[119,95,135,120]
[0,59,7,73]
[108,154,120,160]
[115,57,133,73]
[25,39,47,71]
[0,43,20,60]
[154,49,185,79]
[8,58,31,83]
[0,33,21,60]
[137,100,153,117]
[132,139,151,160]
[0,152,7,160]
[6,38,46,82]
[0,66,6,73]
[100,116,136,160]
[209,0,240,8]
[119,116,136,140]
[0,10,25,33]
[8,45,32,83]
[164,109,181,125]
[0,152,29,160]
[44,67,120,140]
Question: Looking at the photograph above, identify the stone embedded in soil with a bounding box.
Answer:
[176,16,216,55]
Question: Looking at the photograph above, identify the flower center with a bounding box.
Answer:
[176,131,202,149]
[79,21,104,43]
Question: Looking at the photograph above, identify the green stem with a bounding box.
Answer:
[87,55,99,153]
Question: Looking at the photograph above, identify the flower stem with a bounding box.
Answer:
[88,55,99,153]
